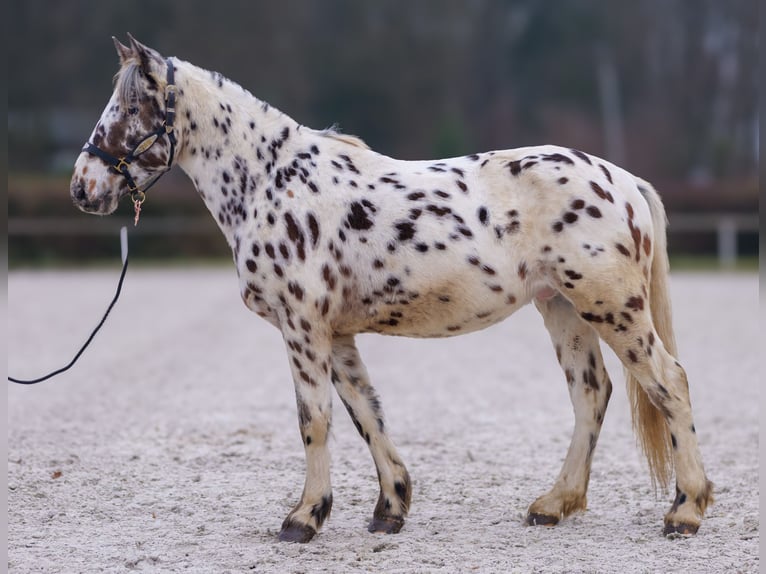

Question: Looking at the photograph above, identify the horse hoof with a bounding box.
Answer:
[368,516,405,534]
[526,512,559,527]
[278,520,317,543]
[663,522,699,538]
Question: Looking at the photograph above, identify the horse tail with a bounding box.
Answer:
[628,179,675,490]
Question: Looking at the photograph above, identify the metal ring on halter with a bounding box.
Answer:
[131,190,146,205]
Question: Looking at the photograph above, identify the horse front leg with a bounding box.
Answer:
[278,323,334,543]
[331,335,412,533]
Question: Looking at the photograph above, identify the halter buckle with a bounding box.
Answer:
[114,157,131,174]
[164,84,177,134]
[165,84,177,107]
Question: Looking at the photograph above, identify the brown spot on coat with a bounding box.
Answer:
[643,234,652,256]
[616,243,631,257]
[586,205,602,218]
[570,149,592,165]
[625,296,644,311]
[590,181,614,203]
[599,164,613,183]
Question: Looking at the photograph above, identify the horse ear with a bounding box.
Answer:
[127,33,164,75]
[112,36,133,65]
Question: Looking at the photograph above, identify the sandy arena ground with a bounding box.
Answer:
[8,269,759,573]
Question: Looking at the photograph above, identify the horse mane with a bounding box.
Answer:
[115,60,369,153]
[316,127,370,150]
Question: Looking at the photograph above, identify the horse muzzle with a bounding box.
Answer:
[70,172,120,215]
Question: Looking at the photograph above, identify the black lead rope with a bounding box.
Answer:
[9,227,130,385]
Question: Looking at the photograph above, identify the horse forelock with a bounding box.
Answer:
[113,61,143,108]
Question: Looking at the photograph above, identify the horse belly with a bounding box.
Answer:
[339,268,533,338]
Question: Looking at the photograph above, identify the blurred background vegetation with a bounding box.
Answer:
[8,0,758,267]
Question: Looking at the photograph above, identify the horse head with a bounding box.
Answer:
[71,35,177,215]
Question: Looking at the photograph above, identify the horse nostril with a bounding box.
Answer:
[72,179,87,202]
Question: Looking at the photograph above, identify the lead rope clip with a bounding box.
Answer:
[132,191,146,226]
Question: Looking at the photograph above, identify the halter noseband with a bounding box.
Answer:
[83,57,177,211]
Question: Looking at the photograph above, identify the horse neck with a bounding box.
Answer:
[171,59,300,216]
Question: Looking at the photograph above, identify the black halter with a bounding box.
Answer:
[83,57,177,205]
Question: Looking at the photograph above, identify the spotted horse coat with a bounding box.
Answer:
[71,36,712,542]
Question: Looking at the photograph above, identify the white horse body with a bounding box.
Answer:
[71,37,711,542]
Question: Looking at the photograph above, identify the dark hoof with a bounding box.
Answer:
[526,512,559,527]
[368,515,405,534]
[663,522,699,538]
[278,520,317,543]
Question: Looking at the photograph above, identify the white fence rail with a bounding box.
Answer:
[668,213,758,268]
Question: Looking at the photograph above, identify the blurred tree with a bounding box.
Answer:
[7,0,757,182]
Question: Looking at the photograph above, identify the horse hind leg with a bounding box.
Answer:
[330,335,412,533]
[559,268,712,536]
[527,294,613,526]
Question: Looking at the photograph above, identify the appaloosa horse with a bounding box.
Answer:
[71,35,712,542]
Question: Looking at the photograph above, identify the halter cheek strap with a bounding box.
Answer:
[83,57,177,223]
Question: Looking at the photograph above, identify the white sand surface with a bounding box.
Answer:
[8,269,759,573]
